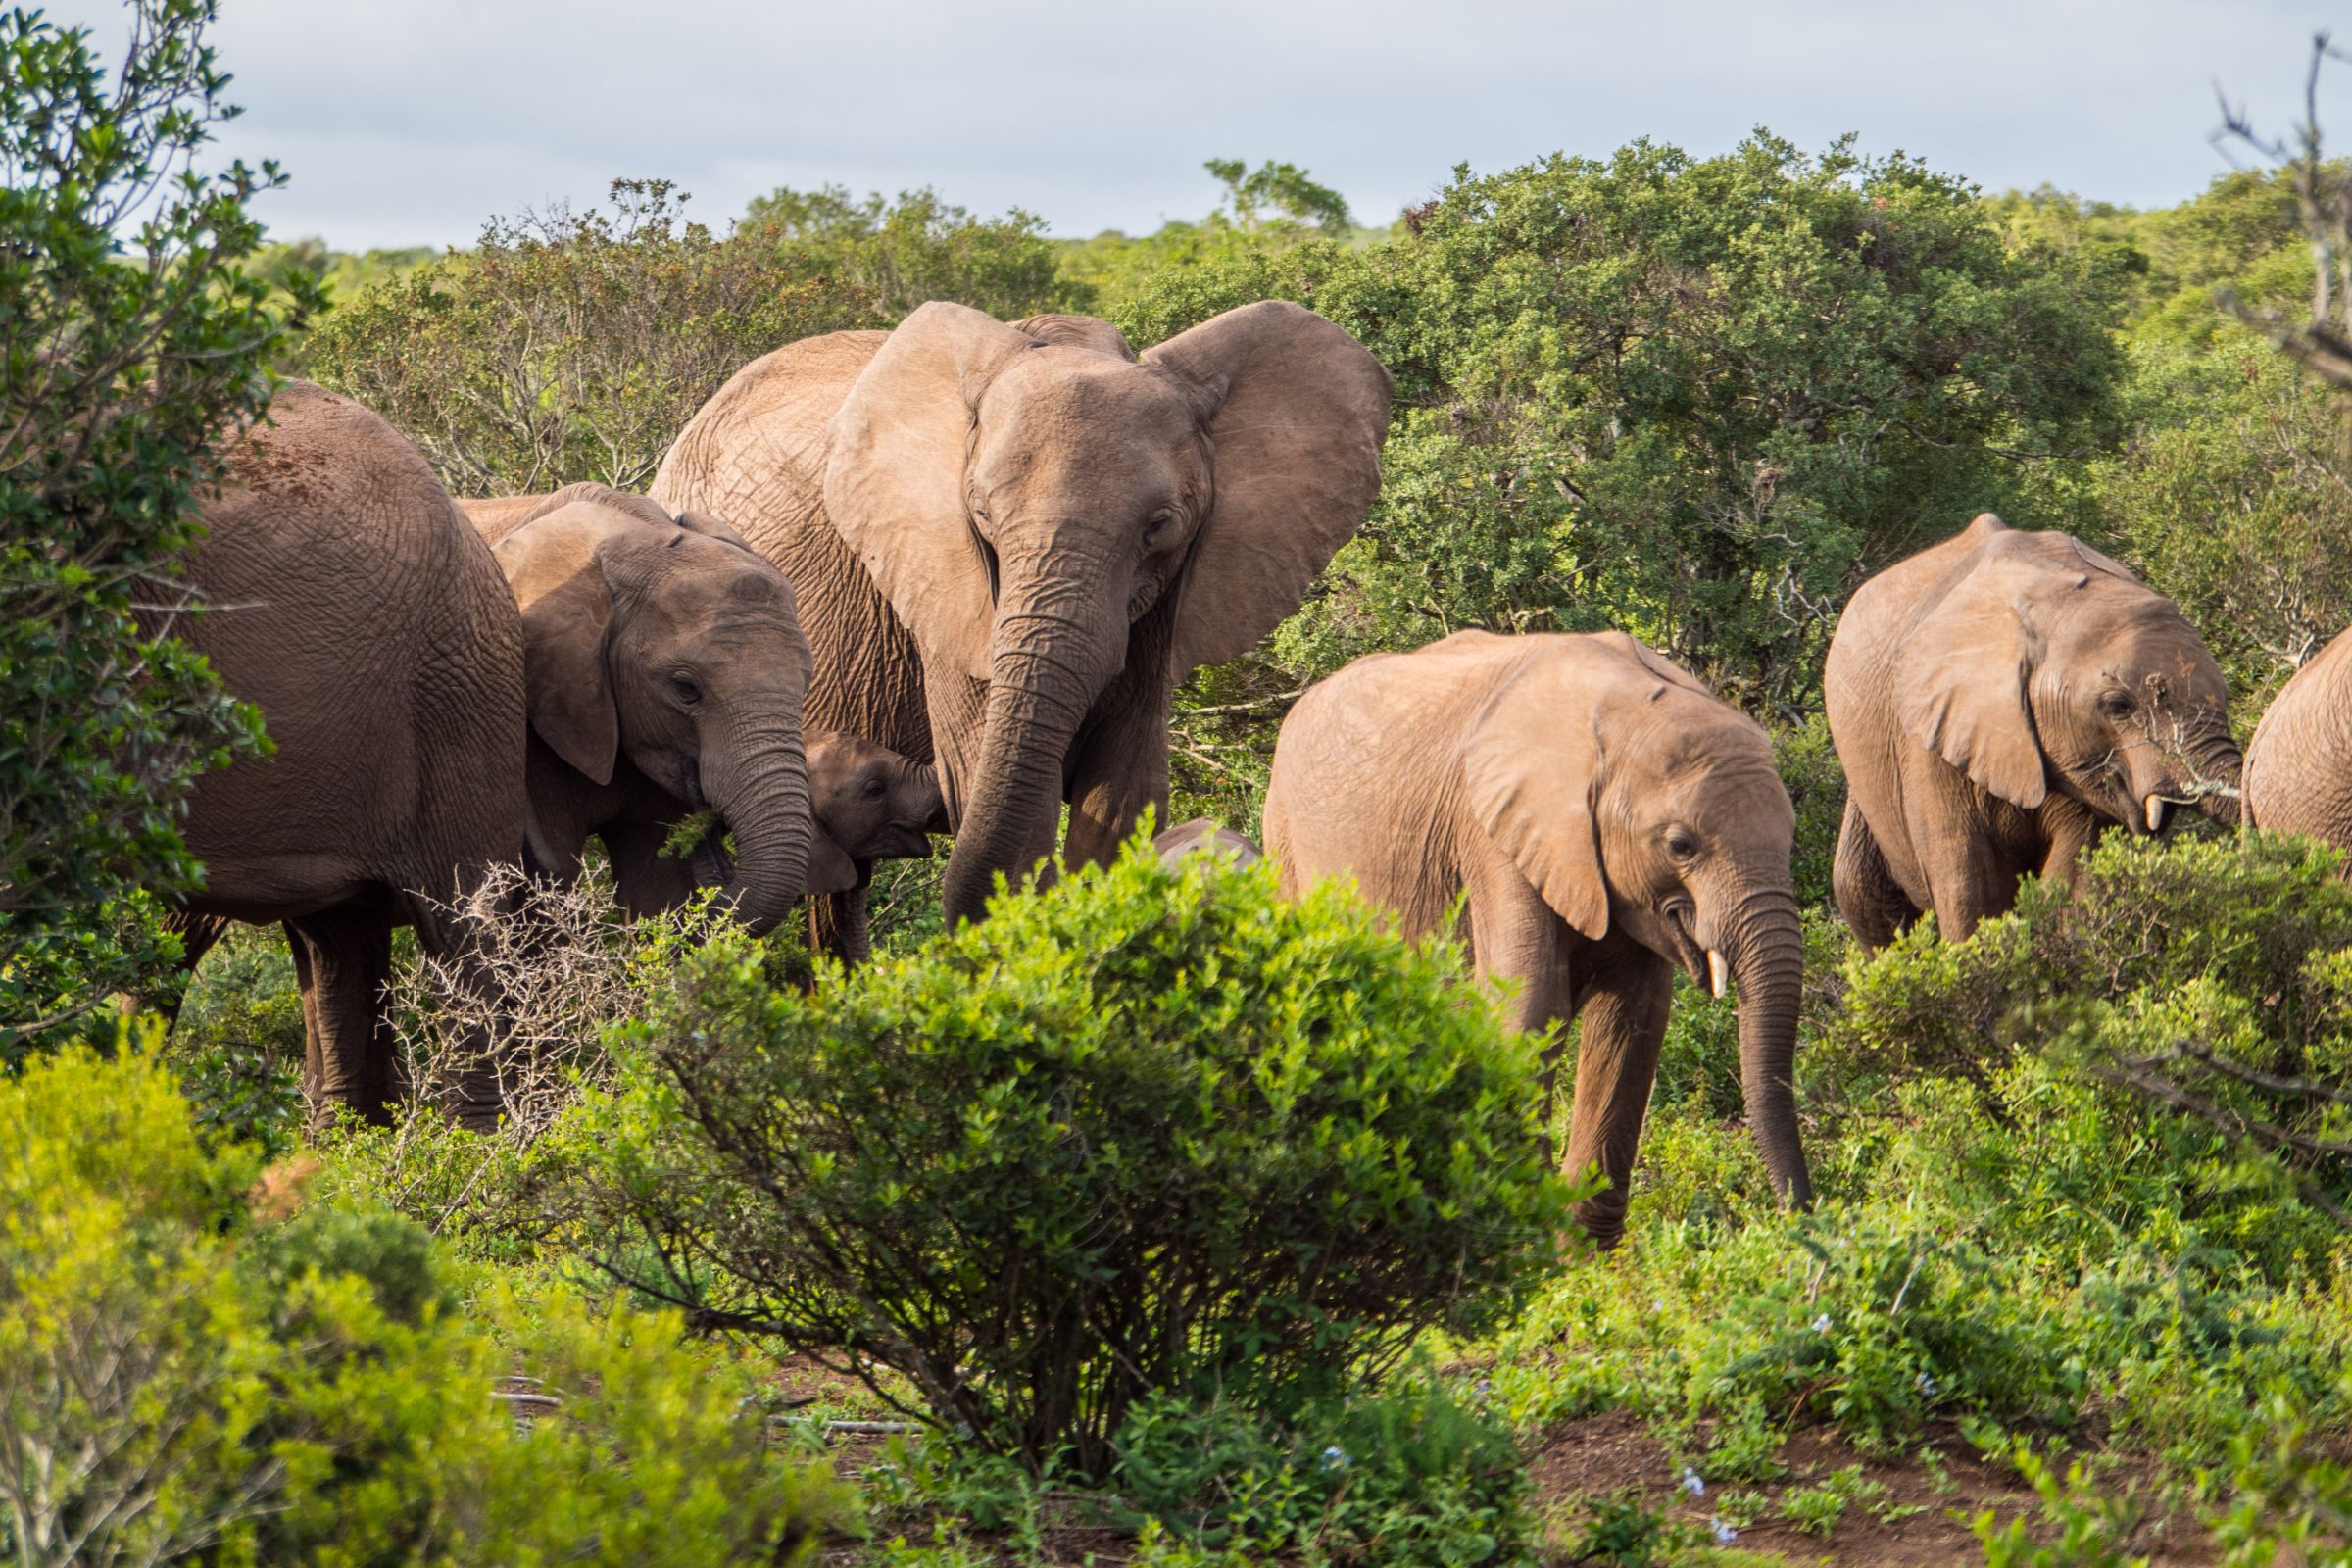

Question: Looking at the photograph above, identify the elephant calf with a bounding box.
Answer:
[799,731,948,961]
[1825,514,2242,947]
[1264,630,1812,1246]
[460,485,834,930]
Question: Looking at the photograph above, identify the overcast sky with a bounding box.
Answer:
[52,0,2352,250]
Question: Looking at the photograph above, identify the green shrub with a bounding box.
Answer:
[165,924,306,1155]
[0,0,313,1043]
[587,832,1577,1479]
[1828,831,2352,1240]
[0,1035,846,1566]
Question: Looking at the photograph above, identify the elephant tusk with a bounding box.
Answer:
[1707,949,1731,1000]
[2144,795,2168,834]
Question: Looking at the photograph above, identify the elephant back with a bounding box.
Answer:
[175,380,526,892]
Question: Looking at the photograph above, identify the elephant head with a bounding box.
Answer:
[822,301,1390,922]
[1464,633,1812,1210]
[491,486,818,933]
[1896,516,2241,832]
[807,731,947,883]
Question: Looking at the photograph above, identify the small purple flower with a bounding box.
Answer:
[1680,1466,1706,1497]
[1811,1312,1834,1335]
[1712,1519,1739,1544]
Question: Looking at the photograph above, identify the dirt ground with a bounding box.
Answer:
[779,1351,2219,1565]
[1530,1408,2216,1566]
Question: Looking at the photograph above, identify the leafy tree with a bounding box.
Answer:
[1115,134,2130,713]
[307,178,875,495]
[738,182,1082,321]
[0,0,316,1044]
[1202,156,1354,232]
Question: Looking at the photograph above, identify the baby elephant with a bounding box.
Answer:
[1152,817,1263,868]
[1265,629,1811,1245]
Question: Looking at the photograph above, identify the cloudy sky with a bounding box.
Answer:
[54,0,2352,250]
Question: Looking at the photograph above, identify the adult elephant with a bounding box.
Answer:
[1825,514,2242,947]
[651,301,1391,937]
[162,381,526,1124]
[1262,630,1812,1246]
[458,483,831,924]
[2244,624,2352,854]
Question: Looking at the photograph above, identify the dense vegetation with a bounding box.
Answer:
[20,1,2352,1561]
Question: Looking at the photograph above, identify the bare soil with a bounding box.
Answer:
[1531,1409,2217,1566]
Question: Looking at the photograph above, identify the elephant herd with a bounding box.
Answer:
[154,295,2352,1246]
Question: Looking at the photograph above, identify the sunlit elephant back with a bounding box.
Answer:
[652,301,1391,937]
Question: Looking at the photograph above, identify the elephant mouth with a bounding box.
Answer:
[1661,901,1714,992]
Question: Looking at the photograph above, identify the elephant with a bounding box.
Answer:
[2244,624,2352,855]
[1825,514,2242,947]
[796,731,949,961]
[1152,818,1263,868]
[158,381,527,1124]
[1262,629,1812,1246]
[456,483,827,930]
[650,300,1391,948]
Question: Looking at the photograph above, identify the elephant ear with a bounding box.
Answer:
[492,504,625,786]
[1460,656,1610,939]
[1146,302,1393,672]
[804,831,861,899]
[822,302,1040,681]
[1894,550,2048,808]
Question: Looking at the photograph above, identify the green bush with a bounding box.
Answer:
[0,1036,846,1566]
[587,832,1577,1479]
[0,0,314,1043]
[1829,831,2352,1242]
[165,923,306,1155]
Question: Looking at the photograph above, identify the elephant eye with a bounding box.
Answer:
[1664,826,1699,861]
[670,674,703,706]
[2097,690,2135,719]
[1143,507,1178,545]
[861,775,888,799]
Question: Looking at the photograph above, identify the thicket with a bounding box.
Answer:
[0,1040,845,1567]
[0,0,314,1043]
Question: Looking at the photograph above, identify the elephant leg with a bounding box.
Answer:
[1832,798,1916,950]
[1061,605,1177,871]
[806,887,875,966]
[405,885,516,1132]
[602,819,700,919]
[1463,867,1579,1162]
[286,906,400,1129]
[123,911,233,1035]
[2035,803,2103,890]
[1918,833,2016,944]
[1559,945,1674,1250]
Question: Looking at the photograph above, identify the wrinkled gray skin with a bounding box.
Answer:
[1826,514,2242,947]
[1263,629,1812,1247]
[160,382,526,1126]
[651,301,1390,949]
[1152,818,1263,868]
[796,731,949,962]
[458,484,825,931]
[2246,623,2352,857]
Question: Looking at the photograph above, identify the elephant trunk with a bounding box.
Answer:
[1727,890,1813,1210]
[943,579,1124,925]
[703,718,815,937]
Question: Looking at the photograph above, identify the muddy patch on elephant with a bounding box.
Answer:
[1532,1414,2215,1566]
